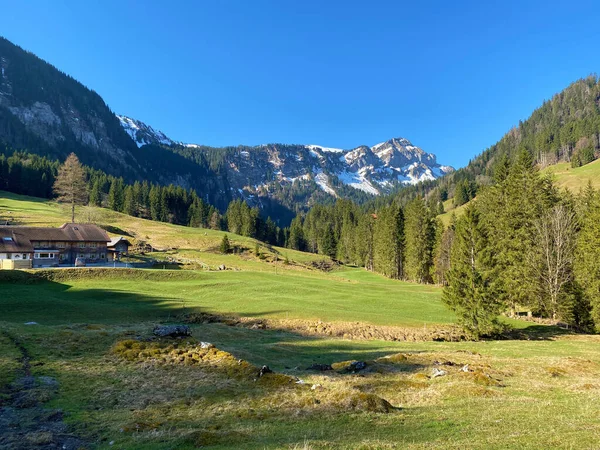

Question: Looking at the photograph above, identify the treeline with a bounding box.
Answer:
[286,196,444,283]
[443,150,600,337]
[0,148,222,229]
[370,76,600,215]
[0,148,286,244]
[225,200,285,246]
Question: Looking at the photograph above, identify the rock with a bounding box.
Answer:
[153,325,191,338]
[307,363,333,371]
[432,368,447,378]
[295,378,306,385]
[258,365,272,377]
[200,342,214,349]
[345,393,394,413]
[349,361,367,372]
[311,384,323,391]
[37,376,59,388]
[461,364,470,372]
[218,264,226,271]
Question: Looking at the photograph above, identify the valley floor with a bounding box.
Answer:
[1,269,600,449]
[2,191,600,449]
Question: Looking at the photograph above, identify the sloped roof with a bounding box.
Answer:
[0,229,34,253]
[108,236,132,248]
[59,223,110,242]
[0,224,110,252]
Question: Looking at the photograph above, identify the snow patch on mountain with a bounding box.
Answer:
[337,171,379,195]
[117,115,174,148]
[314,171,337,197]
[116,114,454,199]
[306,144,344,153]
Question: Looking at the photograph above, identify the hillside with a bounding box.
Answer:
[3,192,599,450]
[385,76,600,212]
[0,36,452,222]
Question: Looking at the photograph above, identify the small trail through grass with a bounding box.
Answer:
[0,329,87,450]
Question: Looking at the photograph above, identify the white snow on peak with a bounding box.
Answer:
[306,144,344,153]
[117,115,174,148]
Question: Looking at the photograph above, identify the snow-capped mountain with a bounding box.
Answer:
[117,115,175,148]
[117,115,454,198]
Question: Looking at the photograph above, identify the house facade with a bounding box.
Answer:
[107,237,131,262]
[0,223,110,268]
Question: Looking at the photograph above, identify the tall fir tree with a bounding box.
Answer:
[442,204,502,338]
[404,197,435,283]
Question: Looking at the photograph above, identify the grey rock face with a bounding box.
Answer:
[153,325,192,337]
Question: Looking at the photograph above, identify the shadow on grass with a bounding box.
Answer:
[503,323,577,341]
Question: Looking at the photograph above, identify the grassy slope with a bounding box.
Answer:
[0,191,452,327]
[541,158,600,191]
[0,270,452,327]
[3,192,600,448]
[437,159,600,226]
[0,191,320,268]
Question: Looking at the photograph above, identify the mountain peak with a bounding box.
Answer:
[117,115,175,148]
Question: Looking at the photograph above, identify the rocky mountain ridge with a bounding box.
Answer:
[117,115,454,197]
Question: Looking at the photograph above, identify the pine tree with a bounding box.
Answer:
[404,197,435,283]
[108,178,124,212]
[149,186,162,221]
[575,188,600,329]
[122,186,137,216]
[53,153,88,223]
[442,204,502,338]
[89,179,103,207]
[288,216,306,251]
[220,234,231,254]
[319,225,337,259]
[373,205,405,278]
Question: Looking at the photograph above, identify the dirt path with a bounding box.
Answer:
[0,330,87,450]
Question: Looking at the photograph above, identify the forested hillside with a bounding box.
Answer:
[377,76,600,210]
[0,38,230,208]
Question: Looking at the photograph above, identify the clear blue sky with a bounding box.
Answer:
[2,1,599,168]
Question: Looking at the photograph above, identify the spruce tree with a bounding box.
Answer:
[442,204,502,338]
[89,179,103,207]
[404,197,435,283]
[575,187,600,329]
[220,234,231,254]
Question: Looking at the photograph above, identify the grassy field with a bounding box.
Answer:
[541,159,600,191]
[3,191,600,449]
[0,191,327,272]
[2,270,600,449]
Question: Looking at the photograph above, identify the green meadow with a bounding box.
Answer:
[3,191,600,449]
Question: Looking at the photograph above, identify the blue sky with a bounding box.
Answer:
[2,1,599,168]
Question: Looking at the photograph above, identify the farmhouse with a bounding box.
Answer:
[0,223,110,269]
[107,236,131,262]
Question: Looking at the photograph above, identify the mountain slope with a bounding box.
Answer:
[0,35,452,222]
[381,75,600,212]
[118,115,454,199]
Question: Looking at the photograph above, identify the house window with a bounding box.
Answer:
[22,254,28,259]
[89,242,97,248]
[36,253,54,259]
[100,254,106,259]
[90,254,97,259]
[78,242,86,248]
[78,253,85,258]
[2,237,12,242]
[57,242,65,248]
